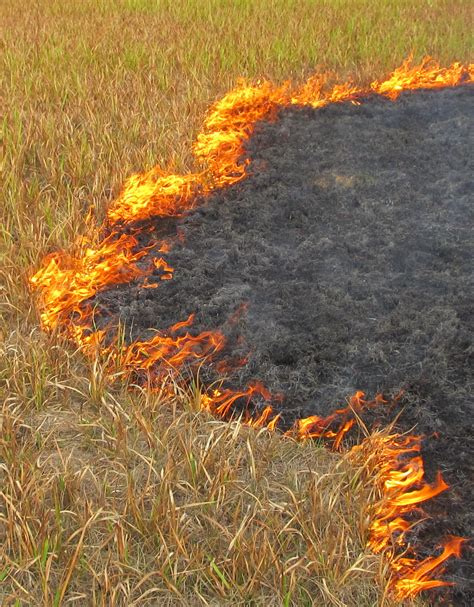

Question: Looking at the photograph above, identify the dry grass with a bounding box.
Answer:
[0,359,398,606]
[0,0,471,604]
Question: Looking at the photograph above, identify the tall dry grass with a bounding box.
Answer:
[0,0,471,604]
[0,368,403,605]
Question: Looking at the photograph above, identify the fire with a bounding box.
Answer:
[393,537,466,597]
[122,327,226,375]
[30,57,471,600]
[348,433,466,598]
[29,232,151,344]
[107,170,202,225]
[372,55,469,100]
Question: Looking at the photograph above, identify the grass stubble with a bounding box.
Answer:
[0,0,472,604]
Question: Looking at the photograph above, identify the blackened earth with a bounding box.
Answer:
[94,85,473,604]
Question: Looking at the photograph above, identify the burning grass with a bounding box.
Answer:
[1,1,472,605]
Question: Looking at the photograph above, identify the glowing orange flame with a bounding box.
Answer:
[349,433,465,596]
[372,56,469,100]
[30,57,471,600]
[392,536,466,598]
[29,232,151,346]
[121,317,225,376]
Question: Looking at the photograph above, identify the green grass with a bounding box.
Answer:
[0,0,471,604]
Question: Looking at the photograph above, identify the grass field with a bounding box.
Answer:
[0,0,472,604]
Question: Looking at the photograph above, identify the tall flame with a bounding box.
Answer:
[30,57,471,599]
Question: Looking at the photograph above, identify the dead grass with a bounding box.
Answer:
[0,0,471,604]
[0,332,423,606]
[0,352,399,606]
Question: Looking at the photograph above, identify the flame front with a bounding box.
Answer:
[350,433,465,598]
[30,57,471,600]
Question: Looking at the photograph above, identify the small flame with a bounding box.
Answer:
[392,536,466,598]
[372,55,469,100]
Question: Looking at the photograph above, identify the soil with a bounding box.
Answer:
[92,85,473,605]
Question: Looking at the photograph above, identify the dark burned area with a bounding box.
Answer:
[93,85,473,604]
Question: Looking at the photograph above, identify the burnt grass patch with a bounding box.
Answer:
[93,85,473,605]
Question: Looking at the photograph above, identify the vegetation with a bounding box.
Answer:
[0,0,471,604]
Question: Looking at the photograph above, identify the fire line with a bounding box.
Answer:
[30,57,473,600]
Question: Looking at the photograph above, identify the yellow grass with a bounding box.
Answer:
[0,368,399,606]
[0,0,471,604]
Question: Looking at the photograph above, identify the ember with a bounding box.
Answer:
[31,58,473,604]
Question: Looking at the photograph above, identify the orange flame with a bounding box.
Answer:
[30,57,471,600]
[349,432,465,597]
[392,536,466,598]
[372,55,469,100]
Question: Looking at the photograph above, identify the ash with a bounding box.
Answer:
[95,85,473,604]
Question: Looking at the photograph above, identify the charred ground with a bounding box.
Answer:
[93,85,473,604]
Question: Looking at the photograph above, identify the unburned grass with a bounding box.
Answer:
[0,366,403,605]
